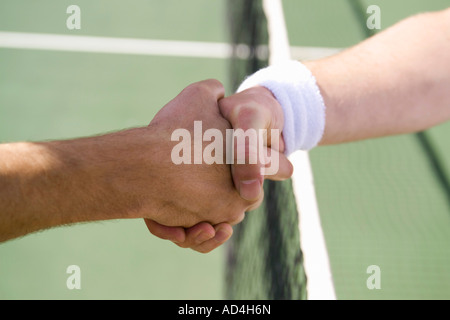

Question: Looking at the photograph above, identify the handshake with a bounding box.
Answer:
[4,11,448,252]
[142,60,328,253]
[0,61,326,250]
[144,79,294,253]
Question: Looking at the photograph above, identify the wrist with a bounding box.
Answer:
[303,58,347,146]
[63,127,161,222]
[238,60,327,155]
[0,142,72,239]
[0,127,162,242]
[39,128,159,224]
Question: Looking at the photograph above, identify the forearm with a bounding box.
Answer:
[307,8,450,146]
[0,129,151,242]
[0,80,254,253]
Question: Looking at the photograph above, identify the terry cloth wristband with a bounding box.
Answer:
[237,60,326,156]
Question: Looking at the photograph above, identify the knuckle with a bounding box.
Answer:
[234,103,259,122]
[218,96,235,115]
[205,78,224,90]
[250,86,277,104]
[183,82,206,96]
[182,79,224,104]
[188,79,223,95]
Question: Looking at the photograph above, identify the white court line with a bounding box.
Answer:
[263,0,337,300]
[289,151,337,300]
[0,31,233,59]
[0,31,341,61]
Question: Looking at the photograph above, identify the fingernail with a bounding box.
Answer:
[240,179,262,201]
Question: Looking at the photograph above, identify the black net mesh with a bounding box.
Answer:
[225,0,307,300]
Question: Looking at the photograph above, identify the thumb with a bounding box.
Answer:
[219,87,286,200]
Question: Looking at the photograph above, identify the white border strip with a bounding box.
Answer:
[0,31,340,61]
[262,0,337,300]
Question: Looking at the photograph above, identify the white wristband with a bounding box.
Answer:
[237,60,326,155]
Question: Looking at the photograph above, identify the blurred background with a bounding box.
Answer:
[0,0,449,299]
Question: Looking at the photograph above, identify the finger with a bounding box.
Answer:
[245,187,265,213]
[181,222,216,248]
[144,219,186,244]
[193,79,226,102]
[261,147,294,181]
[231,161,264,202]
[231,142,292,200]
[228,109,267,201]
[221,96,271,136]
[146,219,218,250]
[219,88,285,201]
[191,223,233,254]
[219,87,284,150]
[150,79,225,126]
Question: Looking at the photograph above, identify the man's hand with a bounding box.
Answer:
[144,80,263,252]
[218,86,294,201]
[146,84,295,252]
[0,80,261,252]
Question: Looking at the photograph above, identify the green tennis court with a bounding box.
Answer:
[1,0,449,300]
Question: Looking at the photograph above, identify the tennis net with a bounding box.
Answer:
[225,0,330,300]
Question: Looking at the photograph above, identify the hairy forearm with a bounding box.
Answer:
[307,8,450,146]
[0,80,254,253]
[0,128,153,242]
